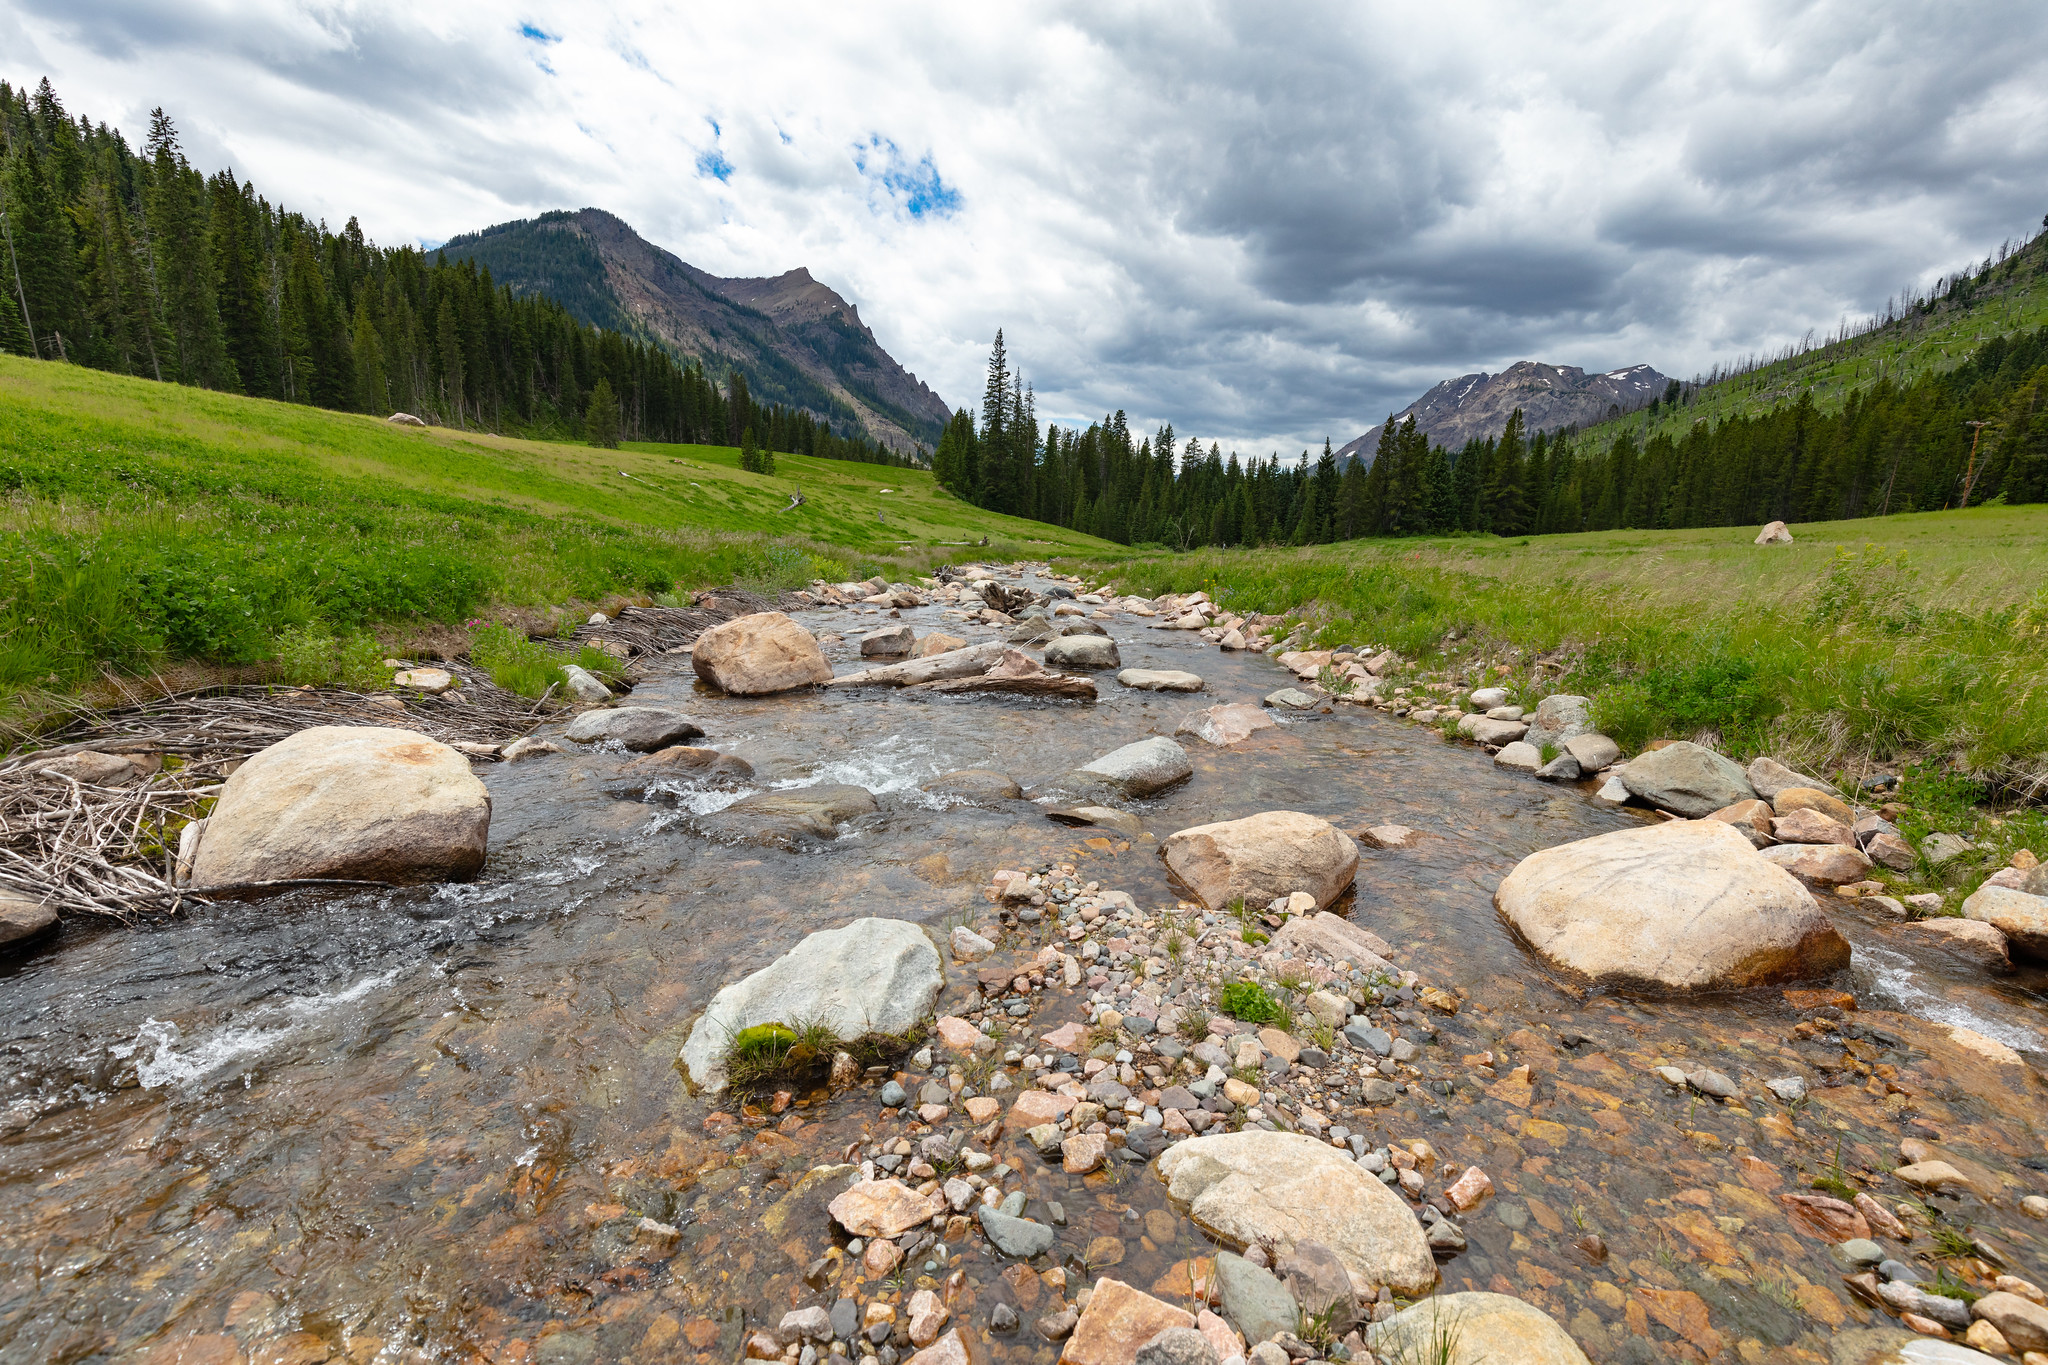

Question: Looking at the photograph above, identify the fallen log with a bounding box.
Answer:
[905,673,1098,700]
[825,642,1007,687]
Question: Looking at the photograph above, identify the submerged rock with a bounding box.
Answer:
[1075,737,1193,799]
[1160,811,1359,912]
[1116,668,1205,692]
[563,707,706,752]
[1620,741,1756,817]
[922,769,1024,804]
[690,784,878,850]
[1154,1130,1436,1295]
[692,612,833,694]
[190,726,490,890]
[1367,1293,1590,1365]
[1175,703,1275,747]
[680,917,942,1091]
[616,745,755,785]
[1494,819,1849,990]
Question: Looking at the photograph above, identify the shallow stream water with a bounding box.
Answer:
[6,576,2048,1364]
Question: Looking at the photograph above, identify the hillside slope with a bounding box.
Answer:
[1337,361,1669,461]
[442,210,952,455]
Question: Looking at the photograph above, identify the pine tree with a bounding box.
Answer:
[351,295,388,413]
[3,131,81,358]
[978,331,1010,510]
[143,111,234,388]
[585,377,620,448]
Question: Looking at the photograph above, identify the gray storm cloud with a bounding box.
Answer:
[9,0,2048,451]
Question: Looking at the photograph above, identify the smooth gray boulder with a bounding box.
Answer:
[1493,741,1541,773]
[1214,1252,1299,1346]
[1368,1293,1589,1365]
[1534,754,1583,782]
[1524,695,1591,750]
[1157,1131,1435,1296]
[1117,668,1205,693]
[1263,688,1317,710]
[561,664,613,702]
[1058,621,1109,637]
[1043,635,1121,670]
[1456,714,1527,745]
[681,917,942,1091]
[692,784,878,849]
[1562,732,1621,771]
[977,1205,1056,1258]
[1076,737,1193,798]
[563,707,705,752]
[1620,741,1756,817]
[1495,818,1850,990]
[190,726,490,889]
[1747,756,1841,800]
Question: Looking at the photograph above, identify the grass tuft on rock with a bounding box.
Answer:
[1219,980,1287,1026]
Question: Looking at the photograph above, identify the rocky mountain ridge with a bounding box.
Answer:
[1337,360,1672,461]
[442,208,951,453]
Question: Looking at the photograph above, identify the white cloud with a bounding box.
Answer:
[12,0,2048,450]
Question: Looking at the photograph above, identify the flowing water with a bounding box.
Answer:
[6,577,2048,1364]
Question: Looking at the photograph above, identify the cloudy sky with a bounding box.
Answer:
[9,1,2048,450]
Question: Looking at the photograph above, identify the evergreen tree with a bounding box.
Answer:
[585,377,620,448]
[143,110,234,388]
[3,131,81,358]
[351,295,388,413]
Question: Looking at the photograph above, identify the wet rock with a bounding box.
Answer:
[1036,1308,1079,1342]
[0,894,58,951]
[680,917,941,1091]
[1534,754,1582,782]
[1135,1326,1218,1365]
[1215,1252,1300,1345]
[1903,918,2010,972]
[979,1205,1056,1258]
[1075,736,1194,799]
[1493,741,1542,773]
[990,1304,1020,1334]
[1154,1129,1437,1295]
[1358,824,1420,849]
[1592,773,1632,805]
[1562,731,1622,771]
[1161,812,1361,913]
[907,1289,950,1347]
[1525,694,1592,750]
[1832,1238,1886,1270]
[1044,635,1122,671]
[1764,1077,1808,1103]
[1279,1240,1360,1333]
[564,707,705,752]
[190,726,490,890]
[904,1329,969,1365]
[1962,886,2048,961]
[1367,1292,1589,1365]
[692,612,834,694]
[616,745,754,786]
[1176,703,1277,747]
[1758,841,1874,886]
[1779,1194,1871,1241]
[1494,819,1849,990]
[832,1299,860,1340]
[1426,1220,1467,1254]
[1895,1160,1972,1192]
[691,784,878,849]
[922,769,1023,804]
[561,664,613,702]
[828,1179,944,1238]
[1444,1167,1493,1211]
[949,926,997,962]
[861,625,916,657]
[783,1307,834,1340]
[1062,1133,1108,1173]
[1971,1292,2048,1351]
[1620,740,1756,817]
[1263,688,1318,711]
[1117,668,1205,693]
[500,736,560,763]
[911,632,968,658]
[1455,715,1528,745]
[1047,806,1145,836]
[1686,1068,1739,1100]
[1061,1280,1194,1365]
[880,1079,907,1107]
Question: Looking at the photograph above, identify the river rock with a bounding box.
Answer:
[1903,919,2011,972]
[1747,756,1841,800]
[1771,808,1856,846]
[1562,732,1621,771]
[1468,687,1509,709]
[680,917,942,1091]
[1707,798,1777,847]
[1134,1326,1217,1365]
[190,726,490,889]
[1118,669,1205,693]
[1971,1292,2048,1352]
[1161,812,1359,912]
[1277,1240,1360,1332]
[1075,737,1193,799]
[1154,1129,1436,1295]
[1367,1293,1589,1365]
[1757,841,1874,886]
[1493,741,1541,773]
[691,784,877,849]
[563,707,706,752]
[561,664,613,702]
[860,625,915,657]
[829,1179,944,1238]
[1963,886,2048,961]
[692,612,833,694]
[1922,833,1975,866]
[0,893,59,950]
[1044,636,1121,670]
[1176,703,1274,747]
[1494,819,1849,990]
[1058,620,1110,637]
[618,745,754,782]
[922,769,1023,804]
[1866,831,1918,872]
[2028,865,2048,896]
[1214,1252,1299,1345]
[1047,806,1144,836]
[912,632,967,659]
[1264,688,1317,711]
[1620,741,1756,817]
[1060,1279,1195,1365]
[1274,912,1395,972]
[1524,695,1592,750]
[1455,715,1527,745]
[1774,785,1855,824]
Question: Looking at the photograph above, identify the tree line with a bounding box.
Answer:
[930,322,2047,549]
[0,78,911,466]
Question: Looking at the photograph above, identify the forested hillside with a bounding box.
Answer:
[0,78,910,466]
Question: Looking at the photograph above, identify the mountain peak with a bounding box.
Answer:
[1337,359,1671,461]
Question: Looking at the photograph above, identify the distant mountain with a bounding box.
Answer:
[1337,361,1672,462]
[441,209,951,452]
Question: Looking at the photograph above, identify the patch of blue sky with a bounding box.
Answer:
[697,149,733,182]
[853,136,961,220]
[519,23,559,43]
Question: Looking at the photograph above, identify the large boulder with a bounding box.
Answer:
[1176,704,1275,747]
[563,707,705,752]
[1076,737,1193,799]
[1963,886,2048,962]
[860,625,915,657]
[692,612,833,694]
[190,726,490,889]
[1161,811,1359,912]
[0,893,59,951]
[1044,636,1122,671]
[1524,695,1591,751]
[691,784,877,850]
[1154,1130,1436,1296]
[1755,520,1794,545]
[1494,819,1849,991]
[1367,1293,1589,1365]
[680,917,942,1091]
[1620,741,1756,817]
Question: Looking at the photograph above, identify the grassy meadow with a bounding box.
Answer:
[0,356,1115,724]
[1068,508,2048,803]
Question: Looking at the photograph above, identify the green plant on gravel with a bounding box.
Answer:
[1306,1020,1336,1054]
[1926,1266,1981,1303]
[1271,965,1309,994]
[1176,1010,1210,1043]
[1316,664,1354,697]
[1219,980,1287,1026]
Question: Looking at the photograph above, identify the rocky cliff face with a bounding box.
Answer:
[442,208,951,452]
[1337,361,1670,462]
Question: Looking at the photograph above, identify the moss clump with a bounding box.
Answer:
[1219,980,1287,1026]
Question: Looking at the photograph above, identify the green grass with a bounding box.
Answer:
[0,356,1119,725]
[1219,980,1287,1026]
[1067,507,2048,802]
